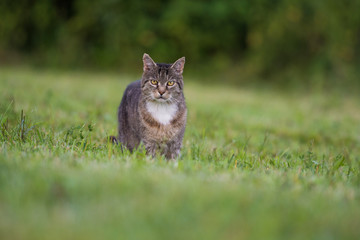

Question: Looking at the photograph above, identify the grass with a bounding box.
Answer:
[0,67,360,240]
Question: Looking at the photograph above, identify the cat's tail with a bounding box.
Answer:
[107,135,118,144]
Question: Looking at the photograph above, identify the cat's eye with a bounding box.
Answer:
[150,80,158,85]
[167,81,175,86]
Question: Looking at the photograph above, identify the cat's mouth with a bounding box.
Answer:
[155,97,168,102]
[153,93,170,102]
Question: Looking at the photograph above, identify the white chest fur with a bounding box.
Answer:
[146,101,178,125]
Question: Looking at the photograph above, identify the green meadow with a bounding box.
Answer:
[1,68,360,239]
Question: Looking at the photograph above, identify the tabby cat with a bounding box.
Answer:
[113,53,187,159]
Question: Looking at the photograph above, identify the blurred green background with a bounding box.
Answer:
[1,1,360,239]
[1,0,359,87]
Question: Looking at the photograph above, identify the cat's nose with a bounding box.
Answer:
[158,88,166,95]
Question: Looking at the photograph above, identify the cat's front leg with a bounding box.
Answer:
[144,140,158,158]
[165,141,181,160]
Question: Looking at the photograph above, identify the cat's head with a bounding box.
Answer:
[141,53,185,103]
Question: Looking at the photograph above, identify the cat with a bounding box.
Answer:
[112,53,187,160]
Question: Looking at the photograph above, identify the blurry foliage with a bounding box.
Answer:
[0,0,359,83]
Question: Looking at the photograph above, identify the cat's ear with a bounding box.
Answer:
[171,57,185,75]
[143,53,157,72]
